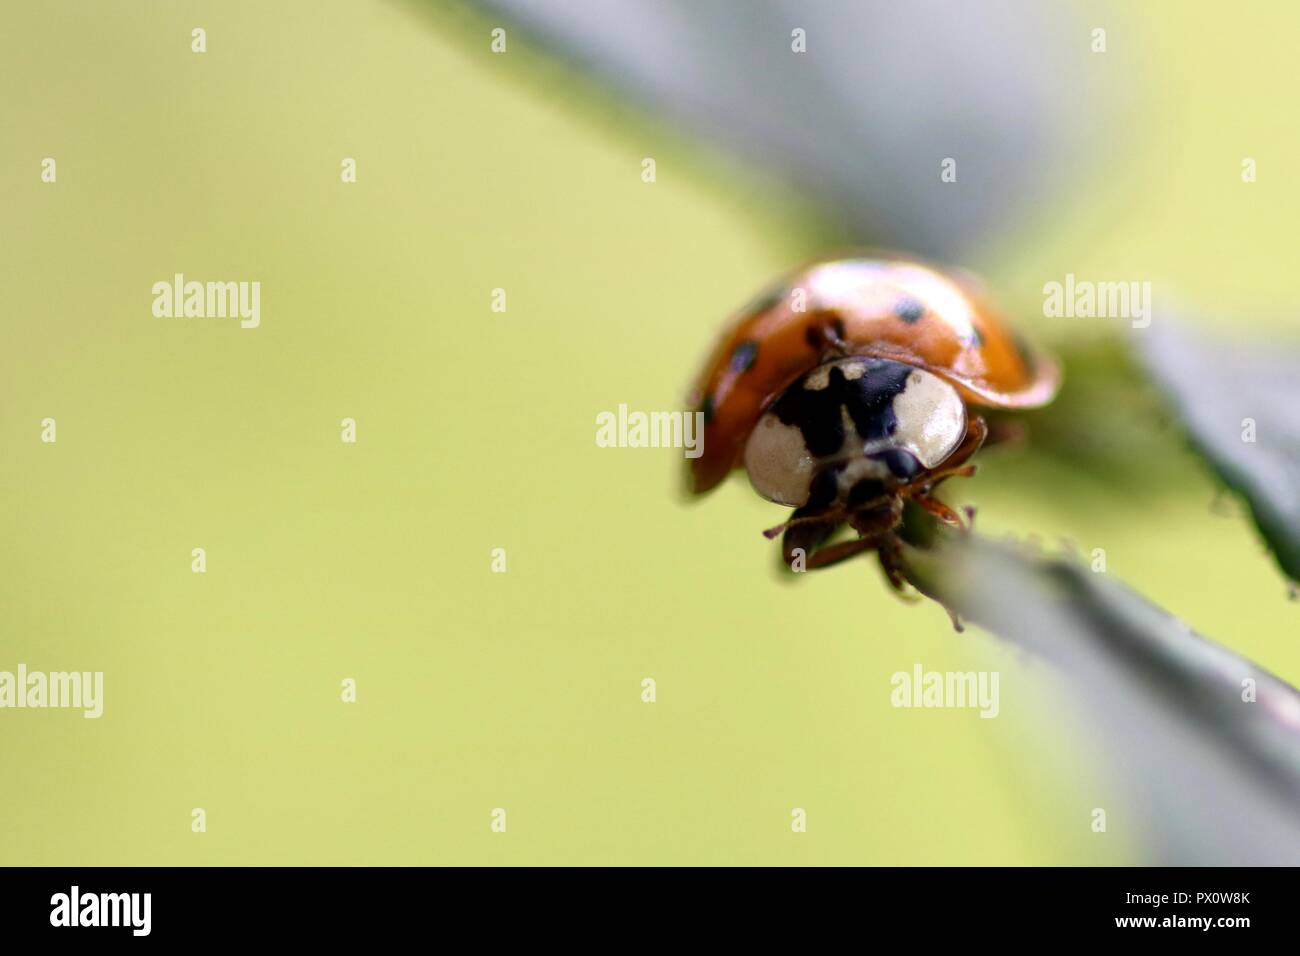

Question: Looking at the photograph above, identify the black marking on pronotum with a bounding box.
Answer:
[969,326,984,348]
[895,297,925,324]
[770,358,913,457]
[729,340,759,373]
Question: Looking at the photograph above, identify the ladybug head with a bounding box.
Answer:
[742,356,968,514]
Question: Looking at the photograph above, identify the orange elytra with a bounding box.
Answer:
[687,254,1060,496]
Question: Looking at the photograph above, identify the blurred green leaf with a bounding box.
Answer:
[901,517,1300,864]
[1135,320,1300,585]
[986,334,1185,494]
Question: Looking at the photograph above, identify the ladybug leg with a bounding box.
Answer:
[804,536,879,569]
[780,509,841,569]
[876,533,966,627]
[820,498,908,580]
[875,535,923,605]
[922,463,978,486]
[943,414,989,469]
[848,496,904,536]
[801,500,900,570]
[878,538,966,628]
[785,498,909,572]
[910,492,967,529]
[765,507,846,541]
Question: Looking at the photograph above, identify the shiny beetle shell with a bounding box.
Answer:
[686,255,1060,494]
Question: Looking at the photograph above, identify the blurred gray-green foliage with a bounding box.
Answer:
[455,0,1123,261]
[902,516,1300,864]
[1138,321,1300,584]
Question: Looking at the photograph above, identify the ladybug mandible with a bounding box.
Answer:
[686,255,1060,592]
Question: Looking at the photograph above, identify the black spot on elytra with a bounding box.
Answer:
[699,394,715,424]
[895,298,925,324]
[770,358,913,458]
[729,340,759,373]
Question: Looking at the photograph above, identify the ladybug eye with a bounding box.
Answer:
[869,448,923,481]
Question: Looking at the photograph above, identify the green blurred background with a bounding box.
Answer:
[2,0,1297,864]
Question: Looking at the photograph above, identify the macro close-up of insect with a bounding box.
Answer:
[6,0,1300,927]
[688,256,1059,597]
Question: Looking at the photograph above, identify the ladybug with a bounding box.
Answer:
[686,254,1060,593]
